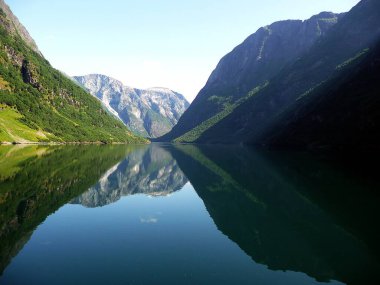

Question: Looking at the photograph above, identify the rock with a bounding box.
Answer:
[73,74,189,138]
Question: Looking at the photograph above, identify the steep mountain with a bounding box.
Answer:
[163,0,380,146]
[255,38,380,150]
[0,0,40,56]
[160,11,344,141]
[0,1,145,143]
[71,145,187,208]
[193,0,380,145]
[73,74,189,138]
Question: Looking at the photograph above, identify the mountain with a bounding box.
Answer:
[0,1,146,144]
[0,0,40,56]
[71,144,188,208]
[161,0,380,147]
[160,11,344,141]
[73,74,189,138]
[255,38,380,150]
[193,0,380,146]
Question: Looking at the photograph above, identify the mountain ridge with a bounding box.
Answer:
[161,0,380,148]
[74,74,189,138]
[160,11,345,141]
[194,0,380,145]
[0,0,41,56]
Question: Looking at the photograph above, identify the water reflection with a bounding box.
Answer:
[0,144,131,274]
[171,145,380,285]
[71,145,188,207]
[0,144,379,285]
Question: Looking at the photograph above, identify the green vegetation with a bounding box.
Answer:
[0,145,49,181]
[174,82,268,143]
[336,48,370,70]
[0,8,147,144]
[296,81,325,101]
[0,106,55,142]
[0,144,132,273]
[145,108,172,137]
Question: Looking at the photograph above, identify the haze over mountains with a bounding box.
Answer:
[74,74,189,138]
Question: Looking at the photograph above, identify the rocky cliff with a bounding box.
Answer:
[74,74,189,138]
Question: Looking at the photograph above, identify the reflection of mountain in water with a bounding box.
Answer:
[0,145,130,275]
[170,145,380,285]
[71,145,188,208]
[2,144,380,285]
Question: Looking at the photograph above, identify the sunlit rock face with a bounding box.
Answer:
[73,74,189,138]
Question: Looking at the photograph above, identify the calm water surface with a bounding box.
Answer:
[0,144,379,285]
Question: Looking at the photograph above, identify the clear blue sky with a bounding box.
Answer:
[7,0,360,102]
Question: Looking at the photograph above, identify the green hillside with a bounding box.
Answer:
[0,6,146,144]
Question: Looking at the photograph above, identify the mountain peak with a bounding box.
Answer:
[73,74,189,138]
[147,87,174,93]
[309,11,340,20]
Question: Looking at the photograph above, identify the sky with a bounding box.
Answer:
[7,0,360,102]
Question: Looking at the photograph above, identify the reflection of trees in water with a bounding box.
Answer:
[1,143,379,285]
[0,144,188,275]
[171,145,380,285]
[0,145,131,275]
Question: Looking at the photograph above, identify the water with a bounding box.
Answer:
[0,144,379,285]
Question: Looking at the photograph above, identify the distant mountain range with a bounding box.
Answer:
[74,74,189,138]
[159,0,380,150]
[0,0,145,143]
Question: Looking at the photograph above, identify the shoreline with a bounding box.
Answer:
[0,141,151,146]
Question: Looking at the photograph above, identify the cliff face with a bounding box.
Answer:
[163,0,380,148]
[196,0,380,145]
[74,74,189,138]
[162,12,343,141]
